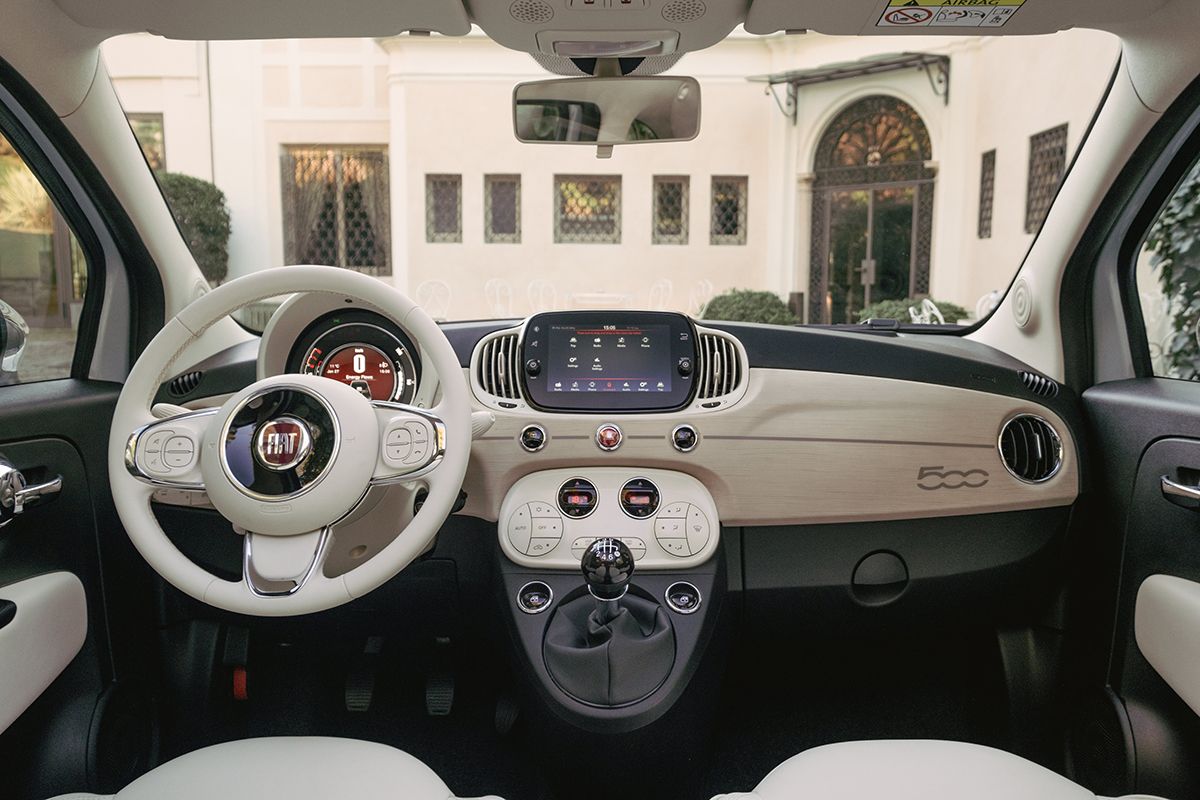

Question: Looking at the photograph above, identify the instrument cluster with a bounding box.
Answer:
[285,309,421,405]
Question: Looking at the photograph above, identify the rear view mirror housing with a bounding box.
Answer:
[513,76,701,155]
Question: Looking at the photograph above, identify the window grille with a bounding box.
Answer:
[711,176,748,245]
[978,149,995,239]
[426,174,462,243]
[281,146,391,276]
[485,174,521,243]
[554,175,621,244]
[652,176,689,245]
[1025,125,1068,234]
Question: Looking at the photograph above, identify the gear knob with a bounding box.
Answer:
[581,537,634,601]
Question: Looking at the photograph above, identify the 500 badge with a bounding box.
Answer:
[917,465,989,491]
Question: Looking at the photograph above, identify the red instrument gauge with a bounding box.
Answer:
[317,344,397,401]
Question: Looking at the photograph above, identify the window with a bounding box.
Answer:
[281,146,391,275]
[0,132,88,384]
[554,175,621,244]
[711,176,748,245]
[1025,124,1068,234]
[652,176,689,245]
[1137,159,1200,380]
[128,113,166,172]
[426,174,462,243]
[978,149,995,239]
[485,175,520,244]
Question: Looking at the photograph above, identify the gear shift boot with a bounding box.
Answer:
[543,590,675,706]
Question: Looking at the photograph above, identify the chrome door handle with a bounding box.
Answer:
[1161,475,1200,510]
[0,455,62,528]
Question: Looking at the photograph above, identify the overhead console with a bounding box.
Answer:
[520,311,697,413]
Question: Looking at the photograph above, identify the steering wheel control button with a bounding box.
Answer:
[619,477,660,519]
[163,436,196,469]
[519,424,547,452]
[665,581,702,615]
[253,416,313,472]
[671,424,698,453]
[144,429,173,454]
[557,478,598,518]
[383,427,413,465]
[517,581,554,614]
[595,424,622,452]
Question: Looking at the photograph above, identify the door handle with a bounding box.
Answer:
[1161,475,1200,510]
[0,456,62,528]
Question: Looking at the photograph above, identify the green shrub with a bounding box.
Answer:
[1145,162,1200,380]
[858,297,969,324]
[701,289,798,325]
[159,172,231,285]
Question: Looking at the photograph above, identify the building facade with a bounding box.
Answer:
[101,28,1120,322]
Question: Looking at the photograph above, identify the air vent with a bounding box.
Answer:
[999,415,1063,483]
[662,0,706,23]
[695,331,744,401]
[476,331,524,402]
[168,371,202,398]
[510,0,554,24]
[1019,370,1059,399]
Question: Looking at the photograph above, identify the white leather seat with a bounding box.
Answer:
[49,737,502,800]
[712,740,1165,800]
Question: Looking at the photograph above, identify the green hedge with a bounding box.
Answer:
[859,298,969,324]
[159,172,231,285]
[701,289,798,325]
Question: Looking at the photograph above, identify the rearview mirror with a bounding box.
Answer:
[513,76,700,148]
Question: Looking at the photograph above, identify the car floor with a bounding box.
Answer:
[155,625,1009,800]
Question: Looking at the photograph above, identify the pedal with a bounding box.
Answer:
[424,635,455,716]
[344,636,384,712]
[495,693,520,735]
[425,674,455,716]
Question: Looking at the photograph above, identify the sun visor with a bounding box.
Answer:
[51,0,471,39]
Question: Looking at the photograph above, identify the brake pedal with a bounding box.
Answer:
[344,636,384,712]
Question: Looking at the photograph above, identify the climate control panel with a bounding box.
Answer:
[498,467,720,569]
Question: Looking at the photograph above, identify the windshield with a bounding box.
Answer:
[101,30,1118,328]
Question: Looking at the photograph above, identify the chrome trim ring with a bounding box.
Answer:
[664,581,702,615]
[557,476,598,520]
[253,415,313,472]
[516,580,555,614]
[670,423,699,453]
[595,423,622,452]
[997,413,1064,485]
[618,476,660,520]
[519,423,547,453]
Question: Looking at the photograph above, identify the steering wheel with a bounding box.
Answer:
[108,266,472,616]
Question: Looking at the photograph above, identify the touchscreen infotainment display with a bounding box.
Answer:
[545,323,672,394]
[520,312,697,412]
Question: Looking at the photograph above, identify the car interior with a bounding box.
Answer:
[3,1,1200,799]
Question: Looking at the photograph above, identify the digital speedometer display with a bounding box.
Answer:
[288,311,421,404]
[318,343,397,400]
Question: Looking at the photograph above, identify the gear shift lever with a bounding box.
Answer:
[581,537,634,622]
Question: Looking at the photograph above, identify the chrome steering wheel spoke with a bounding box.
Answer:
[125,408,218,490]
[370,400,447,484]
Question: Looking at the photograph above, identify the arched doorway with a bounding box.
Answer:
[808,95,935,324]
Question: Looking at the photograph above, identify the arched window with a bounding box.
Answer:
[809,96,936,324]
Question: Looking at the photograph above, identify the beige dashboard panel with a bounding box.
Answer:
[462,367,1078,527]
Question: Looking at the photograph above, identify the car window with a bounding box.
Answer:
[0,131,87,384]
[1136,160,1200,379]
[102,30,1118,329]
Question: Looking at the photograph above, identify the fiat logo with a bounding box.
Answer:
[253,416,313,472]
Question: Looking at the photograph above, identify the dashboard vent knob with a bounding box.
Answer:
[1018,370,1059,399]
[476,331,524,401]
[999,415,1063,483]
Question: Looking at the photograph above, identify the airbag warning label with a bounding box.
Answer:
[877,0,1024,28]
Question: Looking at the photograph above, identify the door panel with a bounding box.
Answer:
[1082,379,1200,798]
[0,572,87,734]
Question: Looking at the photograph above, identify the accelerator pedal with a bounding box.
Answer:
[424,636,455,716]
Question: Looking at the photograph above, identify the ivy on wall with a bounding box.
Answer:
[1144,163,1200,380]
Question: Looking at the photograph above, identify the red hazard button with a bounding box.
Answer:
[595,424,622,452]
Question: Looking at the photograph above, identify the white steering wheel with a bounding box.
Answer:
[108,266,472,616]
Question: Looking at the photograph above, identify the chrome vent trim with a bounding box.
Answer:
[1018,370,1059,399]
[168,371,203,398]
[999,414,1063,484]
[694,329,746,402]
[473,329,524,404]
